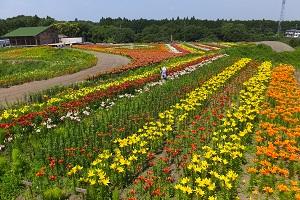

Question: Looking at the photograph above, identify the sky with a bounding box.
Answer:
[1,0,300,21]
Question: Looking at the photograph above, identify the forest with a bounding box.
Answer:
[1,15,300,44]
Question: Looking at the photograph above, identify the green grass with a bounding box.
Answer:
[0,47,97,87]
[222,44,300,69]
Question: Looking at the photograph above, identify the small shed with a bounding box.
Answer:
[2,26,59,46]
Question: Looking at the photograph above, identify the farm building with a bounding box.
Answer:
[1,26,59,46]
[285,29,300,38]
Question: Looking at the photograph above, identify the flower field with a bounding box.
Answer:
[74,44,180,73]
[0,53,222,133]
[0,47,97,87]
[193,43,221,51]
[0,43,299,200]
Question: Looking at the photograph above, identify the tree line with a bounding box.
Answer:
[1,15,300,43]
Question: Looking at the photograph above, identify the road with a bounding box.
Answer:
[0,50,131,106]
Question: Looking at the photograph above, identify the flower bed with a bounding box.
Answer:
[121,60,259,200]
[177,43,205,54]
[170,43,192,54]
[0,55,201,122]
[175,61,272,199]
[75,44,182,73]
[193,43,220,51]
[22,54,235,200]
[165,44,182,54]
[68,58,251,198]
[246,65,300,200]
[0,54,225,147]
[0,47,97,87]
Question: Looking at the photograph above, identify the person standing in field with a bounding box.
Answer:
[161,66,167,80]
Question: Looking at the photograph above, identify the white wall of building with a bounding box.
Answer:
[60,37,83,44]
[0,39,10,47]
[285,30,300,38]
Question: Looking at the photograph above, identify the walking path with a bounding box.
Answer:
[0,50,131,105]
[256,41,295,52]
[296,70,300,84]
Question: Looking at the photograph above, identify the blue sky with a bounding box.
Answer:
[1,0,300,21]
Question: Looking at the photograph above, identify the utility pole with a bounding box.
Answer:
[183,18,186,42]
[277,0,287,36]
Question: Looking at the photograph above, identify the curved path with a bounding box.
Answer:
[0,50,131,106]
[256,41,295,52]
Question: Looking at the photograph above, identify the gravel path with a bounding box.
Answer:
[256,41,295,52]
[0,50,131,106]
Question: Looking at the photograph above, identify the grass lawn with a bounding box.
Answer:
[0,47,97,87]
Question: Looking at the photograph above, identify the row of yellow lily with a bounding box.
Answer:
[178,43,206,54]
[175,61,272,199]
[74,58,252,188]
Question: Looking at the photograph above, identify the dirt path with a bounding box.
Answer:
[256,41,295,52]
[0,50,131,106]
[296,70,300,84]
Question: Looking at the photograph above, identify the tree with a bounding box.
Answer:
[221,23,248,41]
[90,26,135,43]
[2,15,300,43]
[182,25,208,41]
[53,22,82,37]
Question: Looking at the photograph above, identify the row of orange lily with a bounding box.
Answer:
[247,65,300,200]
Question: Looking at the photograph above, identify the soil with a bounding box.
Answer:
[295,70,300,84]
[0,50,131,106]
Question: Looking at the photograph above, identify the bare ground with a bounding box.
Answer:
[296,70,300,84]
[256,41,295,52]
[0,50,131,106]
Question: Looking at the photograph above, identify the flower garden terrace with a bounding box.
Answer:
[0,54,223,132]
[0,42,229,199]
[0,42,225,134]
[73,42,222,73]
[0,43,225,184]
[0,56,264,199]
[1,43,299,200]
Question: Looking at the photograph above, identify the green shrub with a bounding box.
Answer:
[11,148,27,173]
[0,156,7,176]
[289,38,300,48]
[0,173,22,200]
[43,187,65,200]
[0,128,5,143]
